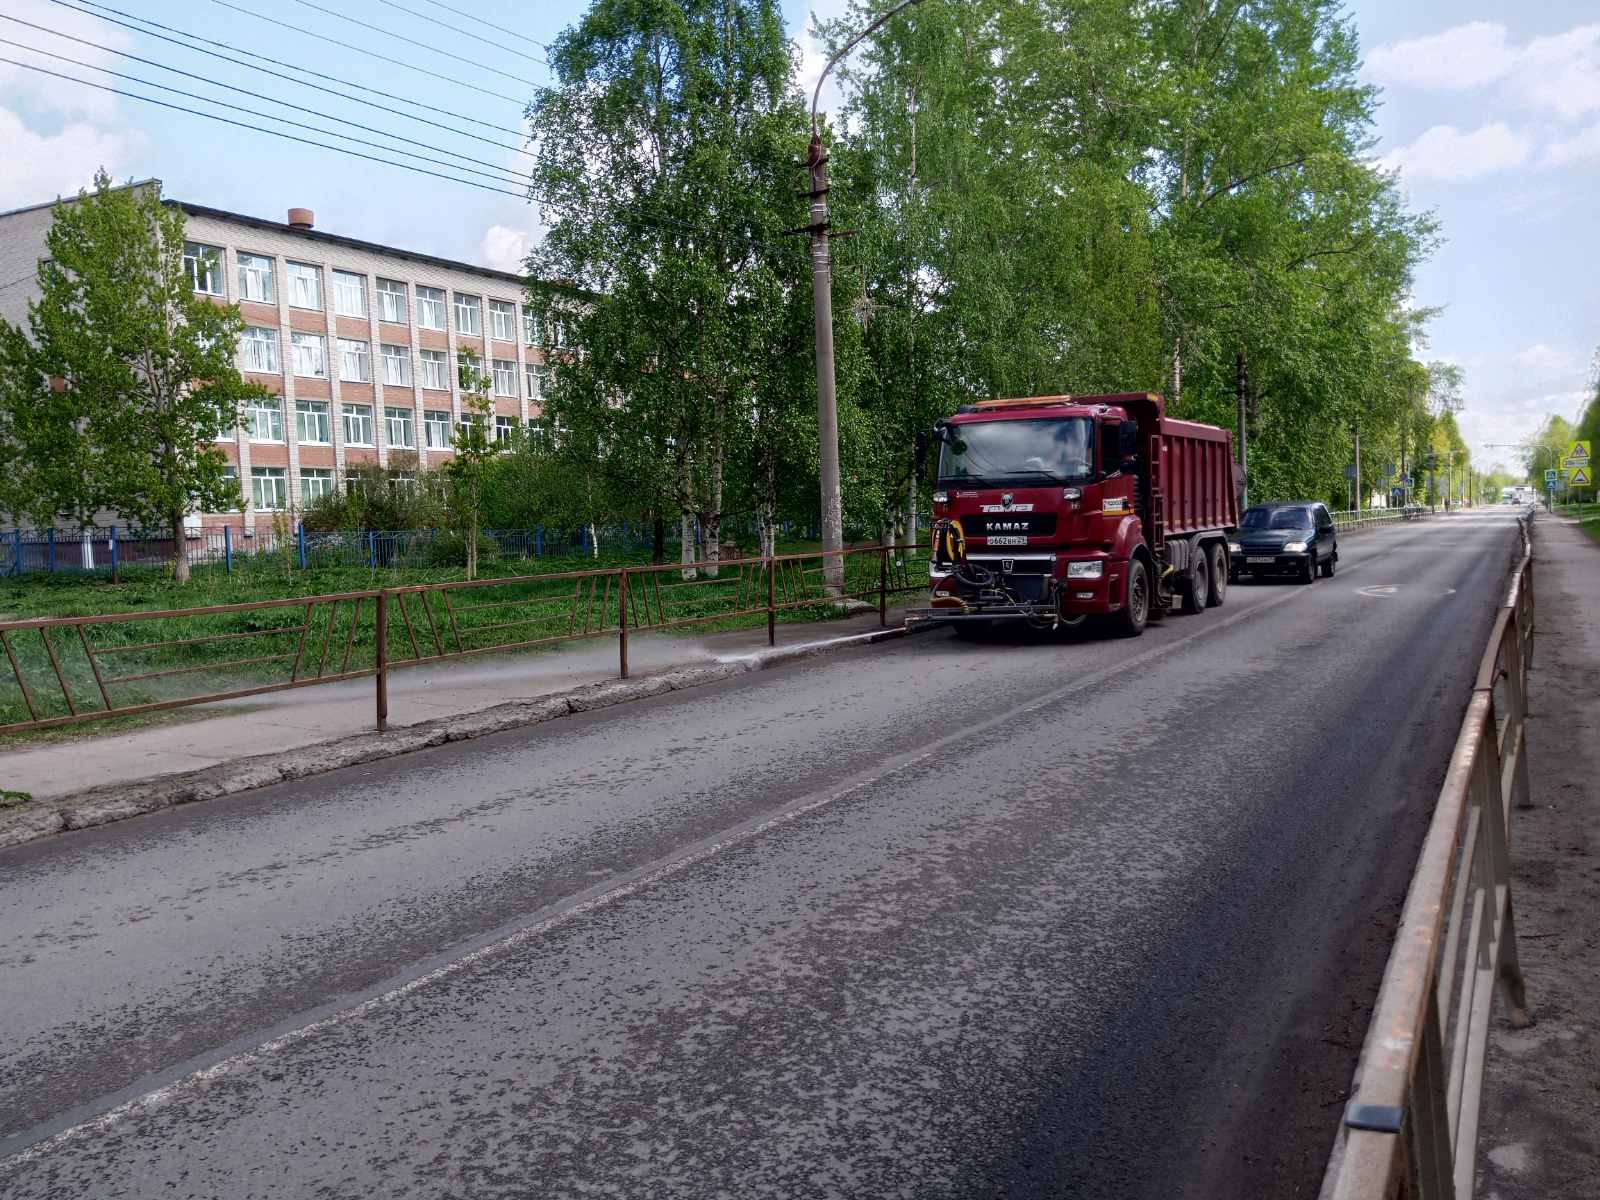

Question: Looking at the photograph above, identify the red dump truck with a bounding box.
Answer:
[911,392,1240,637]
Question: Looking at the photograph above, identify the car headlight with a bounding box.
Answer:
[1067,560,1103,579]
[1227,541,1242,553]
[1284,540,1308,552]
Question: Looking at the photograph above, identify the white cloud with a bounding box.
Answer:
[1365,22,1515,91]
[1377,122,1532,182]
[1539,121,1600,169]
[0,0,133,120]
[1510,343,1583,376]
[1366,21,1600,122]
[479,224,532,273]
[0,107,138,211]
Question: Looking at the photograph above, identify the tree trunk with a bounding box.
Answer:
[704,390,725,579]
[679,512,697,580]
[901,456,918,553]
[589,522,600,559]
[170,504,190,583]
[652,513,666,565]
[1170,336,1183,410]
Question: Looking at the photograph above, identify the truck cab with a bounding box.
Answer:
[916,392,1239,637]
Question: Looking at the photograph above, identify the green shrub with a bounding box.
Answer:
[425,531,500,568]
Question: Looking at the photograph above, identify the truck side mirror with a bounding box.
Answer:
[1118,419,1138,458]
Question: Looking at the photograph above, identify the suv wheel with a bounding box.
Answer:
[1301,551,1317,585]
[1321,550,1337,578]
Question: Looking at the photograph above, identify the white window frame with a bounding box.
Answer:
[419,349,448,390]
[285,261,323,310]
[384,405,415,448]
[453,293,481,335]
[246,395,284,442]
[416,286,446,330]
[495,414,514,443]
[294,399,331,444]
[423,410,452,449]
[299,467,334,504]
[380,343,411,386]
[377,278,408,323]
[457,351,484,391]
[236,252,274,303]
[251,467,288,511]
[240,326,280,373]
[332,270,367,318]
[342,404,375,446]
[220,465,243,511]
[522,308,536,344]
[492,359,516,396]
[184,242,224,295]
[291,331,328,378]
[338,337,371,383]
[489,300,516,341]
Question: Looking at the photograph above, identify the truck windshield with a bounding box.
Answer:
[937,417,1093,486]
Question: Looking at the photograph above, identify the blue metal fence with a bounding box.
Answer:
[0,517,831,577]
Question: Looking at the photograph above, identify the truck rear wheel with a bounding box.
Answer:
[1181,548,1209,614]
[1113,559,1150,637]
[1207,543,1227,607]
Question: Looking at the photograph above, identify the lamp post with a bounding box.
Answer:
[804,0,926,592]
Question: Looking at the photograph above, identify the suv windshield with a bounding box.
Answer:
[1241,506,1313,530]
[937,417,1093,486]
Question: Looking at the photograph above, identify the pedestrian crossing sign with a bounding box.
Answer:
[1564,440,1590,469]
[1571,465,1593,487]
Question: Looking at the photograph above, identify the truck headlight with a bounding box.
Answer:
[933,491,948,504]
[1066,560,1103,579]
[1284,540,1308,552]
[1227,541,1242,553]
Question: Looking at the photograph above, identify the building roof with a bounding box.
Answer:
[172,200,529,287]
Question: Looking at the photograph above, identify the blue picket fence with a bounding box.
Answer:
[1,518,827,577]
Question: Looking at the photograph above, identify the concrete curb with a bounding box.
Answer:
[0,624,919,851]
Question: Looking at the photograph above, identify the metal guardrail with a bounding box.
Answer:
[0,543,927,736]
[1330,507,1431,532]
[1320,515,1534,1200]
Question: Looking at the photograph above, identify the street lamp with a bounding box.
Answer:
[803,0,926,592]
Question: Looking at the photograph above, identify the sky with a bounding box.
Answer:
[1,0,1596,474]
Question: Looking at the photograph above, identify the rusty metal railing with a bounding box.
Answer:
[1320,516,1535,1200]
[0,542,928,736]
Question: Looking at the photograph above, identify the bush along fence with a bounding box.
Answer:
[0,519,832,577]
[0,542,928,735]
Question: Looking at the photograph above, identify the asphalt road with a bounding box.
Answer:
[0,512,1524,1199]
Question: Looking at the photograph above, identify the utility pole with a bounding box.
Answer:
[803,0,926,594]
[1235,352,1249,508]
[1354,422,1361,516]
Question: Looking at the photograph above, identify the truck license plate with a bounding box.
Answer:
[1246,555,1275,564]
[988,536,1028,546]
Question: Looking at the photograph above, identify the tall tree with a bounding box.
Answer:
[525,0,810,575]
[0,172,263,580]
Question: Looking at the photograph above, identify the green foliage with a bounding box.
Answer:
[423,530,501,569]
[0,171,267,579]
[443,365,504,579]
[300,457,446,532]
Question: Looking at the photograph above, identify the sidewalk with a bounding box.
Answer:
[1477,514,1600,1197]
[2,605,910,804]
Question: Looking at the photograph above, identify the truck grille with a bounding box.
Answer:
[966,555,1053,576]
[965,513,1057,537]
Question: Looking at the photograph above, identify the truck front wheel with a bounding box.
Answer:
[1113,559,1150,638]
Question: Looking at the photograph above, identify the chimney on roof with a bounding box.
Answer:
[287,207,315,230]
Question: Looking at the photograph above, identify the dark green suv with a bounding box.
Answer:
[1227,502,1338,584]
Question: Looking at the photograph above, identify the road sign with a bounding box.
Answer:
[1545,468,1559,487]
[1565,440,1591,470]
[1343,464,1357,481]
[1572,465,1593,487]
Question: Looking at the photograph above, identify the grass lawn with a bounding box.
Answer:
[0,538,926,734]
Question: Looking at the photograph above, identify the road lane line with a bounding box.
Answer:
[0,520,1509,1167]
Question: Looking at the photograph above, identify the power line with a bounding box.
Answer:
[1,16,531,182]
[283,0,547,74]
[376,0,552,55]
[0,57,531,200]
[0,37,532,190]
[60,0,527,142]
[202,0,526,104]
[359,0,549,67]
[2,56,779,253]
